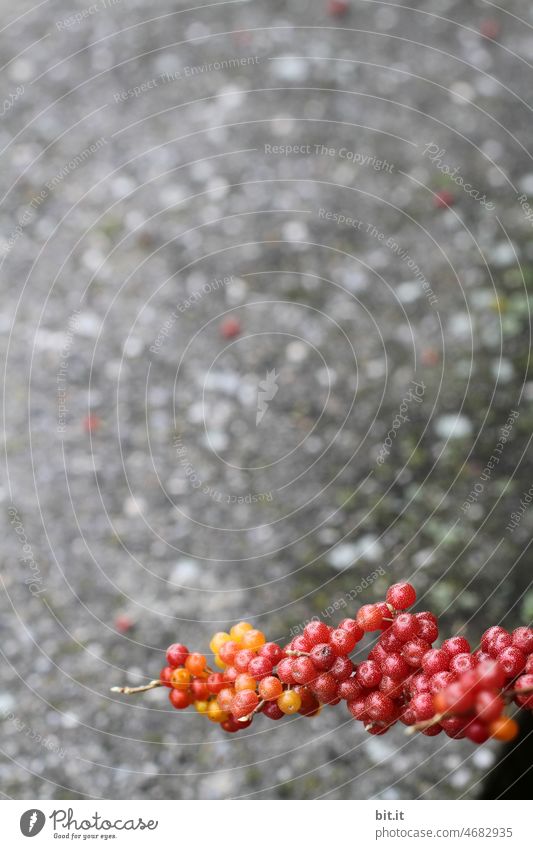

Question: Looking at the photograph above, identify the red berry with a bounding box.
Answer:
[402,638,432,667]
[488,632,512,658]
[441,636,471,657]
[497,646,525,678]
[411,693,435,721]
[381,653,410,681]
[191,680,210,700]
[331,656,354,681]
[429,671,455,694]
[410,673,431,694]
[514,674,533,708]
[378,630,404,653]
[422,649,450,677]
[169,689,191,710]
[310,643,336,671]
[399,705,417,726]
[465,719,490,744]
[356,660,382,689]
[347,697,368,721]
[292,656,317,685]
[339,618,364,642]
[224,665,238,683]
[392,613,420,642]
[422,723,442,737]
[436,681,475,714]
[338,678,362,701]
[258,676,283,701]
[234,649,255,673]
[231,690,258,719]
[262,701,284,720]
[303,621,331,647]
[166,643,189,668]
[218,640,239,664]
[472,649,492,665]
[311,673,338,703]
[160,666,174,687]
[365,692,396,723]
[294,685,321,717]
[248,656,273,681]
[386,582,416,610]
[416,616,439,644]
[206,673,226,695]
[356,604,385,632]
[449,653,476,676]
[379,676,404,699]
[259,642,284,665]
[220,316,241,339]
[526,655,533,674]
[329,628,357,655]
[277,658,295,684]
[291,635,311,653]
[441,716,468,739]
[475,691,504,723]
[512,627,533,655]
[481,626,507,653]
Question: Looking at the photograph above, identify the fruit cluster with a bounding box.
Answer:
[113,583,533,742]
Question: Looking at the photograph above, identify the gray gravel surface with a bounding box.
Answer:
[2,0,533,800]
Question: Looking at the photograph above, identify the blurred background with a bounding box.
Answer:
[1,0,533,800]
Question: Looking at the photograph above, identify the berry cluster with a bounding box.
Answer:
[112,583,533,743]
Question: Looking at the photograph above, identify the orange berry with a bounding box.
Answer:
[209,632,231,654]
[258,676,283,701]
[489,716,519,742]
[230,622,253,642]
[170,668,191,691]
[217,687,235,713]
[214,654,227,669]
[235,673,257,692]
[277,690,302,715]
[241,629,266,651]
[185,652,207,676]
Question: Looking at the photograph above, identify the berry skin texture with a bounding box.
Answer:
[347,697,368,721]
[234,649,256,673]
[411,693,435,721]
[489,716,519,742]
[331,656,354,681]
[475,691,505,724]
[310,643,336,671]
[429,671,455,694]
[329,628,357,655]
[277,690,302,714]
[465,720,490,744]
[170,668,191,691]
[386,582,416,610]
[185,652,207,676]
[295,686,321,717]
[291,635,311,653]
[262,701,285,720]
[512,627,533,654]
[402,638,431,667]
[303,621,331,647]
[248,656,273,681]
[292,656,317,685]
[338,678,362,701]
[497,646,526,678]
[356,660,382,689]
[488,632,513,658]
[356,604,385,632]
[449,653,476,676]
[441,637,471,657]
[381,653,410,681]
[258,676,283,701]
[422,649,450,677]
[230,621,253,642]
[218,640,239,665]
[277,658,296,684]
[235,674,257,692]
[481,626,508,653]
[207,673,226,695]
[392,613,420,643]
[209,632,230,654]
[259,642,284,665]
[169,689,191,710]
[365,692,396,723]
[416,613,439,643]
[166,643,189,668]
[191,680,210,701]
[514,674,533,708]
[217,688,236,713]
[241,629,266,652]
[312,673,339,703]
[339,618,364,643]
[159,667,173,687]
[231,690,259,719]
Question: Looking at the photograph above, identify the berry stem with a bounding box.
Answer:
[111,680,163,695]
[405,712,446,734]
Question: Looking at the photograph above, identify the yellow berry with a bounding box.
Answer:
[194,700,209,714]
[241,628,266,651]
[214,654,227,669]
[170,668,191,691]
[209,632,231,654]
[207,699,229,723]
[230,621,254,642]
[277,690,302,715]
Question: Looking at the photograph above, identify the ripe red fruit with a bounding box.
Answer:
[218,640,239,664]
[329,628,357,655]
[429,671,455,694]
[338,618,364,642]
[310,643,336,671]
[512,627,533,655]
[435,681,475,715]
[206,673,226,695]
[481,626,507,653]
[378,630,404,653]
[347,697,368,721]
[302,620,330,647]
[421,723,442,737]
[248,656,273,681]
[220,316,241,339]
[169,689,191,709]
[221,716,252,733]
[422,649,450,677]
[356,604,385,632]
[402,638,432,667]
[379,675,404,699]
[166,643,189,668]
[159,667,174,687]
[276,658,295,684]
[258,676,283,701]
[365,692,396,723]
[224,665,238,683]
[392,613,420,643]
[291,635,311,653]
[411,693,435,721]
[488,632,513,658]
[331,656,354,681]
[497,646,525,678]
[191,680,210,700]
[449,653,476,676]
[262,701,284,720]
[294,685,321,717]
[415,616,439,644]
[441,636,471,657]
[259,642,284,665]
[465,719,490,744]
[399,705,417,726]
[311,673,338,703]
[441,716,468,739]
[514,674,533,708]
[386,582,416,610]
[338,678,362,701]
[234,649,256,673]
[381,653,410,681]
[475,691,504,724]
[231,690,259,719]
[356,660,382,689]
[292,656,317,685]
[410,673,431,694]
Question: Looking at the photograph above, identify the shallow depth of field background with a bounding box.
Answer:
[1,0,533,800]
